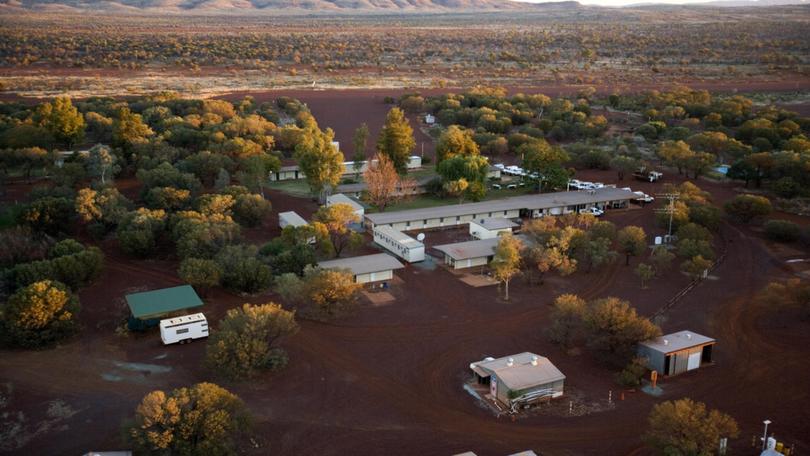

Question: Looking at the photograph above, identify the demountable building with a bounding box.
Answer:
[637,330,715,376]
[434,238,499,269]
[469,217,518,239]
[326,193,365,218]
[318,253,405,284]
[278,211,308,229]
[470,352,565,409]
[373,225,425,262]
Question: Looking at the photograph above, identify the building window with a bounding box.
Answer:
[176,328,189,334]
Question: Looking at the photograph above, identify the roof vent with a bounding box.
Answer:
[531,356,539,366]
[663,339,669,346]
[507,357,514,367]
[686,333,692,339]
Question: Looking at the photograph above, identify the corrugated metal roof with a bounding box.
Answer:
[327,193,364,211]
[318,253,405,275]
[471,217,518,231]
[365,188,635,225]
[434,238,500,260]
[639,330,715,354]
[126,285,203,320]
[471,352,565,391]
[279,211,308,226]
[374,225,423,246]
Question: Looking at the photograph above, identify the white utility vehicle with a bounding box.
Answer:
[579,206,605,217]
[160,313,209,345]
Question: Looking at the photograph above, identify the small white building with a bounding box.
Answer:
[434,238,500,269]
[373,225,425,263]
[278,211,308,229]
[425,114,436,125]
[318,253,405,284]
[159,313,209,345]
[469,217,518,240]
[637,330,715,377]
[326,193,365,218]
[408,155,423,169]
[471,352,565,410]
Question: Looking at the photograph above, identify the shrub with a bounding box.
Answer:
[0,280,80,348]
[616,357,648,387]
[724,194,772,223]
[214,245,272,293]
[763,219,800,243]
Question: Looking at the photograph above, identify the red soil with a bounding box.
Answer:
[1,171,809,456]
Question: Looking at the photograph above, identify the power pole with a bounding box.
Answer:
[654,193,680,241]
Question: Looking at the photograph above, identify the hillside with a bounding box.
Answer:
[0,0,581,11]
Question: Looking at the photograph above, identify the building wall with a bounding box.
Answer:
[492,376,565,406]
[638,343,714,376]
[354,270,393,284]
[469,223,512,240]
[446,255,490,270]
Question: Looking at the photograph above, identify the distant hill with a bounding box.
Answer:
[0,0,583,11]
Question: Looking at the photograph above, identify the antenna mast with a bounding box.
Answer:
[654,193,680,241]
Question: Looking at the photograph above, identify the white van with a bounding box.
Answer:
[159,313,209,345]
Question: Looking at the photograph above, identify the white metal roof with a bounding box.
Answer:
[471,217,518,231]
[639,330,715,354]
[327,193,364,212]
[471,352,565,391]
[434,238,500,260]
[374,225,424,247]
[365,188,634,226]
[279,211,308,227]
[318,253,405,276]
[159,312,206,327]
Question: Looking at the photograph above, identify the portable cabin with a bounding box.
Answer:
[469,217,518,240]
[373,225,425,263]
[125,285,204,331]
[408,155,423,169]
[159,313,209,345]
[278,211,308,229]
[327,193,365,218]
[470,352,565,409]
[434,238,499,269]
[318,253,405,284]
[637,330,715,376]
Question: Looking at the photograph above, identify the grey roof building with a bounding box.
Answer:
[318,253,405,284]
[470,352,565,409]
[638,330,715,376]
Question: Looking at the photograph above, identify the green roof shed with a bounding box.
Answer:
[125,285,203,320]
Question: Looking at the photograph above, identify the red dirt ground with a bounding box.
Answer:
[1,170,809,456]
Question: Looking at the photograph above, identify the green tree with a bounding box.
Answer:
[45,96,85,148]
[547,294,586,348]
[520,139,569,191]
[205,303,299,380]
[112,107,153,153]
[214,245,272,293]
[75,187,130,233]
[236,153,279,198]
[294,122,344,200]
[144,187,191,211]
[681,255,713,280]
[490,234,523,300]
[583,297,661,365]
[352,123,369,178]
[178,258,222,295]
[233,194,271,227]
[276,266,363,321]
[657,140,694,175]
[0,280,80,348]
[376,107,415,174]
[117,208,167,257]
[19,196,74,235]
[86,144,121,185]
[616,357,649,387]
[129,382,250,456]
[436,154,490,201]
[435,125,479,163]
[650,246,676,275]
[635,263,655,289]
[724,194,772,223]
[610,155,640,181]
[580,236,617,272]
[645,398,739,456]
[617,226,647,266]
[312,203,362,257]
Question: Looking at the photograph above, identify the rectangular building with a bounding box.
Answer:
[318,253,405,284]
[373,225,425,263]
[278,211,308,229]
[364,188,634,231]
[637,330,715,376]
[470,352,565,409]
[469,217,518,239]
[434,238,500,269]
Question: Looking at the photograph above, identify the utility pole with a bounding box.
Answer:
[654,193,680,241]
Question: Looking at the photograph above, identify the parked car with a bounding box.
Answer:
[507,183,517,189]
[494,163,505,170]
[633,191,654,203]
[592,182,605,189]
[492,184,502,190]
[579,206,605,217]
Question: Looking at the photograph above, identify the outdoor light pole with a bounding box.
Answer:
[761,419,772,451]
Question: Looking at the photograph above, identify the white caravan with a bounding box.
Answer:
[159,313,209,345]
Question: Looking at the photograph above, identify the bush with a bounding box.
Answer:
[178,258,222,294]
[771,177,800,198]
[763,219,800,243]
[205,303,299,380]
[616,357,648,387]
[215,245,272,293]
[11,245,103,290]
[724,194,772,223]
[0,280,80,348]
[233,194,271,227]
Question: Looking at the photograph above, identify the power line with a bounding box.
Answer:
[653,193,680,240]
